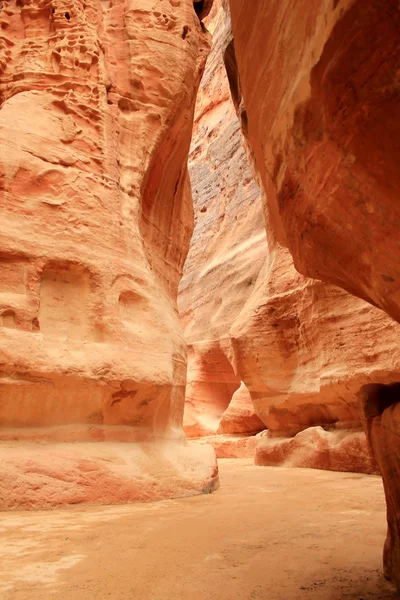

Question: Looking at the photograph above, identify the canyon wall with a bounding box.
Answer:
[179,1,266,440]
[181,1,400,479]
[228,0,400,588]
[0,0,218,509]
[228,0,400,323]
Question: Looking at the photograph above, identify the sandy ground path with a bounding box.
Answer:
[0,458,397,600]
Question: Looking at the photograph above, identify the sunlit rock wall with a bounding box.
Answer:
[0,0,218,509]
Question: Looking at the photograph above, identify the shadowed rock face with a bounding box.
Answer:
[0,0,219,508]
[228,0,400,588]
[360,383,400,589]
[194,0,213,19]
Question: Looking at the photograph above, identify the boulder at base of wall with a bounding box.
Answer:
[255,427,379,475]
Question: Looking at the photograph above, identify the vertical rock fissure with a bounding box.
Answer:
[179,1,267,451]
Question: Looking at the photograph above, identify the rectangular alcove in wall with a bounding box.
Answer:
[39,262,94,341]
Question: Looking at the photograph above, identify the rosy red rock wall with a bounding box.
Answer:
[181,1,400,477]
[228,0,400,322]
[228,0,400,587]
[0,0,218,508]
[360,384,400,589]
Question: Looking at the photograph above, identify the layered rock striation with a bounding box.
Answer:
[228,0,400,322]
[179,0,266,440]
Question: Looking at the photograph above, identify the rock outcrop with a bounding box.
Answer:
[0,0,218,509]
[218,382,264,436]
[228,0,400,587]
[196,432,260,459]
[228,0,400,322]
[255,427,378,475]
[230,244,400,440]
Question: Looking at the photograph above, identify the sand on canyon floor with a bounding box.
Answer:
[0,458,397,600]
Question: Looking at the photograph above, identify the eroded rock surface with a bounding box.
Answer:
[196,433,260,458]
[360,384,400,589]
[230,242,400,439]
[218,382,264,436]
[0,0,217,508]
[179,0,266,440]
[255,427,379,475]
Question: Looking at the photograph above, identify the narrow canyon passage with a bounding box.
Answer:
[1,0,400,595]
[0,459,395,600]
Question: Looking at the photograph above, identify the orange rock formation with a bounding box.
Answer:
[0,0,218,509]
[228,0,400,322]
[256,427,378,475]
[0,0,399,585]
[361,383,400,588]
[228,0,400,588]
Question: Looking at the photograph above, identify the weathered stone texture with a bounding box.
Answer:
[0,0,217,508]
[179,0,266,439]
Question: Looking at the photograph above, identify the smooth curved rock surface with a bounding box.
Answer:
[0,0,217,507]
[182,0,400,451]
[229,242,400,438]
[0,441,218,510]
[228,0,400,587]
[228,0,400,322]
[218,381,265,435]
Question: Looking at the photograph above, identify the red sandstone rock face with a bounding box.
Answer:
[228,0,400,322]
[228,0,400,587]
[218,382,264,436]
[179,0,266,439]
[226,227,400,469]
[182,1,400,466]
[0,441,218,509]
[230,238,400,439]
[0,0,218,508]
[360,384,400,589]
